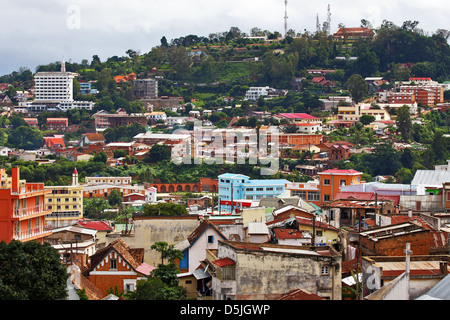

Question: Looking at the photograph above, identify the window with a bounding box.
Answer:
[340,180,346,186]
[324,194,330,202]
[256,188,263,191]
[323,179,331,185]
[207,235,214,243]
[321,266,329,275]
[266,187,273,191]
[110,258,117,269]
[308,192,320,201]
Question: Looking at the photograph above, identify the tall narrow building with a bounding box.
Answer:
[0,167,52,243]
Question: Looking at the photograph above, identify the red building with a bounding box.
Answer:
[150,177,218,193]
[0,167,52,243]
[46,118,68,131]
[82,238,154,295]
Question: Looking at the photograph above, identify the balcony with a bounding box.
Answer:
[13,204,50,218]
[11,184,49,196]
[13,226,51,241]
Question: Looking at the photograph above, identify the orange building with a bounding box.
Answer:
[0,167,52,243]
[317,169,362,205]
[279,133,323,146]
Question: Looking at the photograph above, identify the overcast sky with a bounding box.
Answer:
[0,0,449,76]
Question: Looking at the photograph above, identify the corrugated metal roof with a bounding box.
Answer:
[248,222,269,235]
[416,274,450,300]
[411,170,450,188]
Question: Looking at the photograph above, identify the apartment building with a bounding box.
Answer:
[44,168,83,228]
[218,173,289,213]
[285,169,363,206]
[318,169,363,205]
[85,176,132,186]
[399,84,444,106]
[93,110,148,132]
[0,167,52,243]
[46,118,68,131]
[133,78,158,99]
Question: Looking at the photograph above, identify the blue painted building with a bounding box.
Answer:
[79,82,98,95]
[218,173,289,213]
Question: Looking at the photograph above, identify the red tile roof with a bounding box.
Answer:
[334,191,400,206]
[77,219,112,231]
[319,169,361,175]
[212,257,235,267]
[273,228,305,239]
[43,137,66,148]
[276,288,325,300]
[276,113,320,120]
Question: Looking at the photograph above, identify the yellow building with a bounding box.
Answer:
[0,168,26,189]
[44,168,83,228]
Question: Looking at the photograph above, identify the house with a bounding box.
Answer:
[82,238,154,295]
[43,136,66,149]
[362,253,450,300]
[45,225,97,268]
[247,222,270,243]
[272,228,311,246]
[267,205,339,246]
[114,72,136,84]
[203,240,342,300]
[111,214,201,267]
[333,27,375,42]
[79,133,106,147]
[276,288,326,300]
[177,267,213,300]
[312,77,335,87]
[175,219,228,273]
[359,221,431,256]
[76,219,113,250]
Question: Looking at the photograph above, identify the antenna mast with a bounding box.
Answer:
[316,14,320,35]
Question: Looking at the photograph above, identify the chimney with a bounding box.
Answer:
[11,167,20,191]
[440,261,448,275]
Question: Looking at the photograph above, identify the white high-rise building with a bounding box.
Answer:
[34,58,76,102]
[27,58,94,112]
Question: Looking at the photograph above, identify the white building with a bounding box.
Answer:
[244,86,271,101]
[27,58,94,112]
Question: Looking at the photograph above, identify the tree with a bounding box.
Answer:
[108,189,123,207]
[345,74,368,103]
[0,240,68,300]
[126,242,186,300]
[145,144,171,164]
[83,197,111,219]
[359,114,375,125]
[7,126,43,150]
[395,105,412,142]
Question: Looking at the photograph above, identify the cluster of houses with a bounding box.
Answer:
[21,159,450,301]
[1,33,450,300]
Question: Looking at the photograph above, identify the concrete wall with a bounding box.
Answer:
[399,195,443,212]
[108,215,200,267]
[215,241,341,300]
